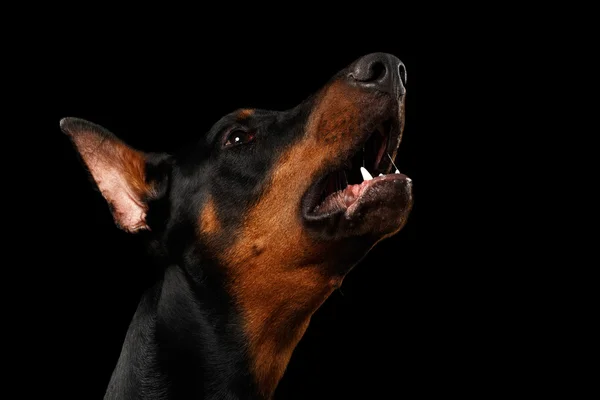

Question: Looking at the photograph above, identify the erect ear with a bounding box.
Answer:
[61,117,170,233]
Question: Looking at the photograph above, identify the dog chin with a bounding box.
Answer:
[302,171,412,241]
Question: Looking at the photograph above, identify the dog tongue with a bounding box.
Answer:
[343,184,363,206]
[315,183,365,214]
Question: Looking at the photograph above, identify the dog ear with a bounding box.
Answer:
[61,117,170,233]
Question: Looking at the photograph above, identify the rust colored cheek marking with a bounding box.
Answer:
[220,141,337,397]
[215,80,363,397]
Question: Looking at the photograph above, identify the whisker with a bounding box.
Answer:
[387,153,400,173]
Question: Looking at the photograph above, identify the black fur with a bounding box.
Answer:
[99,105,313,399]
[62,53,411,399]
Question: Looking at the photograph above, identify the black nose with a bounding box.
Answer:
[349,53,406,96]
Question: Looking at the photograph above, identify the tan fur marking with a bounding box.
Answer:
[216,81,365,397]
[199,198,220,235]
[238,109,254,119]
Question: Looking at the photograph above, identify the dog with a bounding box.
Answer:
[61,52,412,399]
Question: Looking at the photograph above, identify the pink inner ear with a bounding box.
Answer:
[71,130,151,233]
[91,158,149,232]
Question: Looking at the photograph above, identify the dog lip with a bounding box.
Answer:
[302,172,410,222]
[344,173,410,217]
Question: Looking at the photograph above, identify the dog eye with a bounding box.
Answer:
[224,130,254,147]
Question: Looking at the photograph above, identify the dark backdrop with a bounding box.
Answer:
[31,42,420,399]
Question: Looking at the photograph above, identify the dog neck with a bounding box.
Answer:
[106,260,341,399]
[105,264,258,399]
[233,265,340,397]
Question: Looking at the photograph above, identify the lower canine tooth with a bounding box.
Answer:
[360,167,373,181]
[379,173,384,177]
[395,169,400,174]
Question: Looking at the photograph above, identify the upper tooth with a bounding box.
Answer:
[360,167,373,181]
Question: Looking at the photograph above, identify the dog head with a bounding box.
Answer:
[62,52,413,396]
[62,52,411,272]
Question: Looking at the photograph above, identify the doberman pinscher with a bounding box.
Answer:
[61,52,413,399]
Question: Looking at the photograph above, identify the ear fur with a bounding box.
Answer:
[61,117,166,232]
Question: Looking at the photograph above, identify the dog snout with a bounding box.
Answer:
[348,53,406,96]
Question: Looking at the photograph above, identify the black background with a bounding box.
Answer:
[26,37,427,399]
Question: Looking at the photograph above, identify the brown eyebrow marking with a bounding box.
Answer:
[238,109,254,120]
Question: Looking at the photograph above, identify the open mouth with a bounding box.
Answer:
[303,115,411,222]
